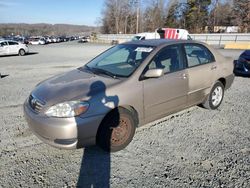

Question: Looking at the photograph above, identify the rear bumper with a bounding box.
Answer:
[225,73,235,90]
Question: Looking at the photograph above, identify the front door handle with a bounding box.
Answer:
[181,73,187,79]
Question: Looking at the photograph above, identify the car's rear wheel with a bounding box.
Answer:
[19,49,25,56]
[97,108,136,152]
[202,81,224,110]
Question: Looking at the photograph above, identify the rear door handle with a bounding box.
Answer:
[211,65,217,70]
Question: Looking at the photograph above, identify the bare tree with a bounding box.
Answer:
[232,0,250,32]
[142,0,166,32]
[207,1,233,32]
[101,0,139,34]
[164,1,181,28]
[101,0,244,34]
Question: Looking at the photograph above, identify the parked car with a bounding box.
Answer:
[78,37,88,43]
[234,50,250,76]
[24,40,234,152]
[47,37,57,43]
[44,37,52,43]
[0,40,29,56]
[29,38,46,45]
[56,37,63,43]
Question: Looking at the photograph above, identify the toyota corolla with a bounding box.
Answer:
[24,40,234,152]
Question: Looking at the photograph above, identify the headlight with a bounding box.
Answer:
[45,101,89,118]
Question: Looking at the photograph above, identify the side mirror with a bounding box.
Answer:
[144,69,164,78]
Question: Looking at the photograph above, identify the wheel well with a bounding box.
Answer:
[99,106,139,129]
[96,105,139,143]
[120,105,139,126]
[218,78,226,87]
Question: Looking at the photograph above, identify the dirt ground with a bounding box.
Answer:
[0,42,249,188]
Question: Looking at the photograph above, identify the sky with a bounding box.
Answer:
[0,0,105,26]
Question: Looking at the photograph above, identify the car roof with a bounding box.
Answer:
[0,40,8,43]
[123,39,202,47]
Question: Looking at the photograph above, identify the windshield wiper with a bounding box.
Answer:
[91,67,120,79]
[78,65,95,74]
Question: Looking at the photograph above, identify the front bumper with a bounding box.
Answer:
[234,68,250,77]
[23,100,104,149]
[234,61,250,77]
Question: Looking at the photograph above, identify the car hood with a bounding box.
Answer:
[31,69,121,106]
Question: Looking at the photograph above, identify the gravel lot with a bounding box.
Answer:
[0,42,249,188]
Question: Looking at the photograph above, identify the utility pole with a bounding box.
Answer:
[214,0,219,32]
[136,0,140,33]
[130,0,140,33]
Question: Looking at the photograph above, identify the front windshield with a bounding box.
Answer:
[85,44,154,77]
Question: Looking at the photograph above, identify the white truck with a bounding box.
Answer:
[132,28,192,41]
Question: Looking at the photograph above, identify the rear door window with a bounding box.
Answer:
[8,41,18,45]
[184,44,215,68]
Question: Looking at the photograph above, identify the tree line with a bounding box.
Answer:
[101,0,250,34]
[0,23,97,36]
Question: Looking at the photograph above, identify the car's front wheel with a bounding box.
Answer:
[97,108,136,152]
[202,81,225,110]
[19,49,25,56]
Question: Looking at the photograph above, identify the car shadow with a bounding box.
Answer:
[0,74,9,79]
[0,52,38,57]
[26,52,39,56]
[76,80,119,188]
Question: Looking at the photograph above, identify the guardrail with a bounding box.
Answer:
[95,34,134,44]
[191,34,250,46]
[95,33,250,47]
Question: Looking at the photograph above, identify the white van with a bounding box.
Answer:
[133,28,192,41]
[132,32,160,40]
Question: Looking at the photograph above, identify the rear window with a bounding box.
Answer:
[0,42,8,46]
[132,36,142,41]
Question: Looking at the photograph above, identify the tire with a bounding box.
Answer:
[19,49,25,56]
[202,81,225,110]
[97,108,136,152]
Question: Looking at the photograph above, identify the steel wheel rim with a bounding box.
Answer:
[110,116,131,147]
[212,86,223,106]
